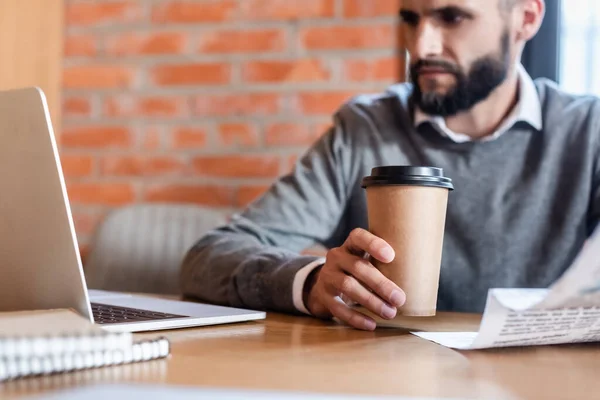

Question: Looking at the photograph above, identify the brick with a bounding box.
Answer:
[61,126,132,149]
[343,57,401,81]
[198,29,286,54]
[240,0,335,20]
[63,65,134,89]
[60,155,94,177]
[64,35,97,57]
[171,128,208,149]
[138,97,188,116]
[152,0,237,23]
[105,32,187,56]
[101,156,186,176]
[143,184,235,207]
[103,96,136,116]
[103,96,188,117]
[295,91,356,115]
[236,185,270,207]
[63,97,92,117]
[265,123,321,146]
[242,59,329,83]
[143,127,162,151]
[66,1,143,26]
[218,123,259,147]
[192,155,280,178]
[301,25,394,50]
[67,183,135,206]
[343,0,401,17]
[72,211,103,236]
[193,93,280,116]
[150,63,230,86]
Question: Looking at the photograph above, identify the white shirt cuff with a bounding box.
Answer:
[292,258,326,315]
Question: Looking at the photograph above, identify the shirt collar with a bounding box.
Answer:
[414,64,543,143]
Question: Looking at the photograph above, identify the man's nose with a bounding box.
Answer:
[413,23,443,59]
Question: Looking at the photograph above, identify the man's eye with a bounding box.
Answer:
[399,12,419,27]
[439,11,465,25]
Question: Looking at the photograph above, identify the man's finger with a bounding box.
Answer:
[326,295,377,331]
[338,253,406,308]
[334,273,397,320]
[344,228,395,263]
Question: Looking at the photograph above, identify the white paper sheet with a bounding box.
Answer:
[412,227,600,350]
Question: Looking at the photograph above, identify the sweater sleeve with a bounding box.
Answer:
[593,183,600,236]
[179,113,353,314]
[591,101,600,235]
[592,144,600,234]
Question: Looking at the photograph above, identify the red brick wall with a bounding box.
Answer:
[61,0,405,255]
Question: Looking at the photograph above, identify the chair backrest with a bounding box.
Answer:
[84,203,227,295]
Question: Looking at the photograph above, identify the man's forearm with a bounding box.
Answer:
[180,225,324,314]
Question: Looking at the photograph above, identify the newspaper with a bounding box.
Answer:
[412,227,600,350]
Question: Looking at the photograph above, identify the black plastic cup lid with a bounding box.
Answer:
[361,166,454,190]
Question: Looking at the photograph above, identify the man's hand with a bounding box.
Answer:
[304,228,406,331]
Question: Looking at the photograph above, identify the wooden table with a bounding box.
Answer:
[2,311,600,399]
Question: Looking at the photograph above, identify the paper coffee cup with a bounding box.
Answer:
[361,166,454,316]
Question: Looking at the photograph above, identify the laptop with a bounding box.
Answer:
[0,87,266,332]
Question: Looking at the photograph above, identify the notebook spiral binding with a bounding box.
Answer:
[0,331,132,359]
[0,336,170,382]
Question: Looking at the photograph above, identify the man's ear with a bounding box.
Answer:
[515,0,545,41]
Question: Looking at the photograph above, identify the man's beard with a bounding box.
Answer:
[410,31,511,117]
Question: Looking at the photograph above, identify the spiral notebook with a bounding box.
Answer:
[0,309,170,382]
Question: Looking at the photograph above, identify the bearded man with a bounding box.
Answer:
[180,0,600,331]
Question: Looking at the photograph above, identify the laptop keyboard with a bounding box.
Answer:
[91,302,187,324]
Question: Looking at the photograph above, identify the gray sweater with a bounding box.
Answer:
[180,78,600,314]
